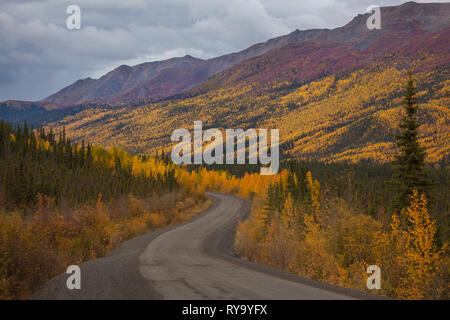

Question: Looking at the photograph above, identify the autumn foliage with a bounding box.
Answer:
[172,158,448,299]
[0,119,447,300]
[232,169,448,299]
[0,121,209,299]
[0,191,209,299]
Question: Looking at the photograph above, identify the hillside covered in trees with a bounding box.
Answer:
[186,73,449,299]
[43,49,449,164]
[230,73,449,300]
[12,3,443,164]
[2,3,448,164]
[0,120,210,299]
[0,93,448,299]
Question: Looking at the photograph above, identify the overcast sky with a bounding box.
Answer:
[0,0,446,101]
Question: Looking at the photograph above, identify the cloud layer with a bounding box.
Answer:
[0,0,445,100]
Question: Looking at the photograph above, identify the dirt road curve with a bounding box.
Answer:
[31,193,380,300]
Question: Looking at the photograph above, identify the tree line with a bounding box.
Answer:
[0,121,178,212]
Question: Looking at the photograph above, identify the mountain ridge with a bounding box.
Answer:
[1,28,329,111]
[3,2,448,111]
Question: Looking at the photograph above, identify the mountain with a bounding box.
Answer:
[42,1,449,108]
[113,29,326,104]
[193,1,450,92]
[1,28,326,112]
[40,56,205,107]
[2,2,449,163]
[6,2,447,110]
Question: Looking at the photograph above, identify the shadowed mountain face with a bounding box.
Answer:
[40,56,205,108]
[30,29,327,109]
[112,29,327,104]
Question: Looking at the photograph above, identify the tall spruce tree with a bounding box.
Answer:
[389,71,431,214]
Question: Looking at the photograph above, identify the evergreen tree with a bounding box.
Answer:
[388,71,432,214]
[0,120,179,210]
